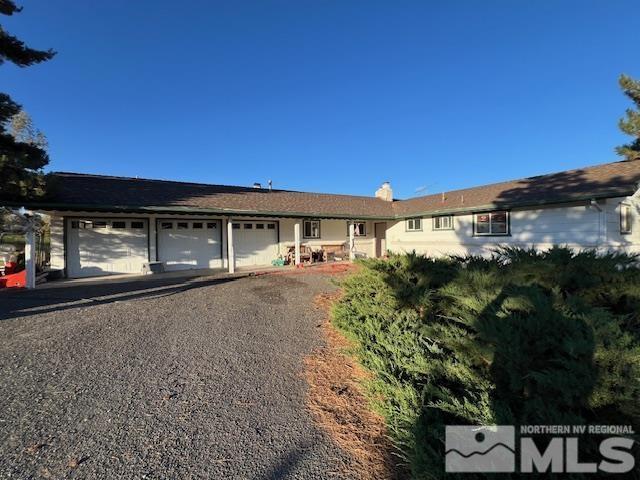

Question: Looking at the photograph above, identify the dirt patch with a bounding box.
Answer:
[304,292,403,480]
[256,262,359,277]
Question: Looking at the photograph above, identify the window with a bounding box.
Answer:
[256,223,265,229]
[92,221,107,229]
[303,220,320,238]
[232,223,240,229]
[621,204,632,234]
[406,218,422,231]
[177,222,188,229]
[161,222,173,229]
[433,215,453,231]
[192,222,203,229]
[112,221,126,229]
[131,221,144,229]
[349,222,366,236]
[267,223,276,230]
[474,211,509,236]
[71,220,79,229]
[207,222,217,229]
[244,223,253,229]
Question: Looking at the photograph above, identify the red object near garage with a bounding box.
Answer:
[3,261,17,275]
[0,270,26,289]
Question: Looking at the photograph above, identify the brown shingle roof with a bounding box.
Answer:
[392,159,640,216]
[44,173,395,218]
[38,159,640,218]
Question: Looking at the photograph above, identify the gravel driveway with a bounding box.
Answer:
[0,272,353,479]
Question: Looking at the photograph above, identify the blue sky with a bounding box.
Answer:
[3,1,639,199]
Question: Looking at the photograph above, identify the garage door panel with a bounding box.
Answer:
[67,219,148,278]
[234,222,278,267]
[157,220,222,271]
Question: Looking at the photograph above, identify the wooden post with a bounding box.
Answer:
[294,221,301,265]
[227,219,235,274]
[348,222,355,261]
[25,228,36,289]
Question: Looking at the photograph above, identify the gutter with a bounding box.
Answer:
[10,187,637,222]
[392,189,638,219]
[10,202,397,221]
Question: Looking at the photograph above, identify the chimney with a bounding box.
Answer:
[252,182,262,189]
[375,181,393,202]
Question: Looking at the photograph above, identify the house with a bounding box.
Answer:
[14,159,640,279]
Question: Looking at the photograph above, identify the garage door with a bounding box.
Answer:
[66,218,148,278]
[157,220,222,271]
[234,221,278,267]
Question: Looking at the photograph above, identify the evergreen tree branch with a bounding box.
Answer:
[0,27,55,67]
[0,0,21,16]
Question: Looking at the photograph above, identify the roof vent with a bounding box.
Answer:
[253,182,262,189]
[375,181,393,202]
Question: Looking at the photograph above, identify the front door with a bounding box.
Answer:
[374,222,387,258]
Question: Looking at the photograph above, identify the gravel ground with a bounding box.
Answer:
[0,272,354,479]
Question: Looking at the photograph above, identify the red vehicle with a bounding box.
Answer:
[0,245,20,276]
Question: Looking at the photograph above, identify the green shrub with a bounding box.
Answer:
[332,247,640,479]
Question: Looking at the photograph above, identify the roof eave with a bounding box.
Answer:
[9,186,637,221]
[12,202,396,221]
[392,188,638,219]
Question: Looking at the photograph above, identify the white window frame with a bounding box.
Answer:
[303,220,321,239]
[474,211,510,236]
[349,222,367,237]
[620,203,632,234]
[406,218,422,232]
[432,215,453,231]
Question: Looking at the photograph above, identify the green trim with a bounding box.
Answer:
[396,189,637,219]
[11,187,637,222]
[14,202,396,221]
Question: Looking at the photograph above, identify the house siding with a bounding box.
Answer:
[386,202,606,257]
[47,213,379,277]
[49,216,65,271]
[44,192,640,278]
[278,218,375,258]
[601,195,640,253]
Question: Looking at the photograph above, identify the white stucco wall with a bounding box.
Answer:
[46,213,381,275]
[46,194,640,276]
[49,215,65,270]
[279,218,376,258]
[385,198,640,257]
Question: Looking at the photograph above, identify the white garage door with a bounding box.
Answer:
[157,220,222,271]
[234,221,278,267]
[66,218,149,278]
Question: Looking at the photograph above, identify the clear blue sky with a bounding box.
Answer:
[3,0,639,199]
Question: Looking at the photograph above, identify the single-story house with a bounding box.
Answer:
[12,158,640,279]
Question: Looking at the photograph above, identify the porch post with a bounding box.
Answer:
[294,221,301,265]
[25,228,36,289]
[227,219,235,274]
[348,221,355,261]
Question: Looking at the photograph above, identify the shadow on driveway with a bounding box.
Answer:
[0,275,240,321]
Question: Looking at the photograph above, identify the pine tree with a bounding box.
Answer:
[0,0,55,202]
[617,74,640,160]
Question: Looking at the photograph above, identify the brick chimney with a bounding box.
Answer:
[375,181,393,202]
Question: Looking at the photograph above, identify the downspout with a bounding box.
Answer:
[590,199,605,250]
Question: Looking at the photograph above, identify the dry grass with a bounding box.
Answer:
[303,291,403,480]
